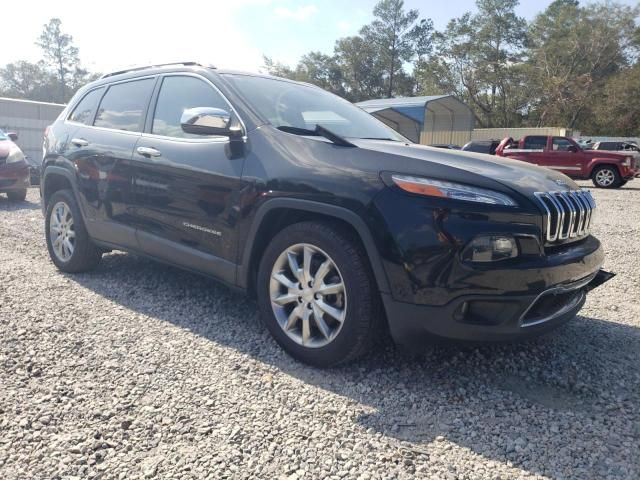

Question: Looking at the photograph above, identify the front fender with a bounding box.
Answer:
[586,158,624,176]
[237,197,391,294]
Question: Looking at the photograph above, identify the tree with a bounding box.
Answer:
[360,0,433,97]
[415,0,528,128]
[0,61,57,102]
[36,18,86,102]
[526,1,639,129]
[591,63,640,135]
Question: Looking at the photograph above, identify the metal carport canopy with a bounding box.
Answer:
[356,95,474,145]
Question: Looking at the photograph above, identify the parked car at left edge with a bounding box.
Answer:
[0,129,29,201]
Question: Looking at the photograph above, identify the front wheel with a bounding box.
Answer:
[592,166,622,188]
[6,188,27,201]
[257,221,381,367]
[45,189,102,272]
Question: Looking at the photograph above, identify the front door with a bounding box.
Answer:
[547,136,585,178]
[131,74,247,283]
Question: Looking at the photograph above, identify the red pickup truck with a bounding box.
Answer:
[495,135,638,188]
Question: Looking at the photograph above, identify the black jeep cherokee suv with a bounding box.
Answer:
[41,62,612,367]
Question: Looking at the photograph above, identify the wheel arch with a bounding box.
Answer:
[587,160,623,177]
[238,199,391,298]
[41,166,77,211]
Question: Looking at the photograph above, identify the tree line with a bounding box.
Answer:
[2,2,639,136]
[264,0,640,136]
[0,19,97,104]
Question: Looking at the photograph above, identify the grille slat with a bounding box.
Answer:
[534,190,596,243]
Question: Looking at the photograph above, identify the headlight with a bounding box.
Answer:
[390,175,517,206]
[6,146,25,164]
[461,235,518,262]
[623,156,632,167]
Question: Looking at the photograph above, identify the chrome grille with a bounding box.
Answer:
[534,190,596,242]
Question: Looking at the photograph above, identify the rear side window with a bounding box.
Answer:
[152,76,230,138]
[94,79,155,132]
[552,137,573,151]
[598,142,617,150]
[523,136,547,150]
[68,88,104,125]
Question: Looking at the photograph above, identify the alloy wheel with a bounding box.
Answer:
[595,169,615,187]
[49,201,76,262]
[269,243,347,348]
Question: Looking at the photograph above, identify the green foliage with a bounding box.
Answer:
[526,1,639,130]
[264,0,639,135]
[0,18,95,103]
[263,0,432,101]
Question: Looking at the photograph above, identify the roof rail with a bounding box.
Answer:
[100,61,215,79]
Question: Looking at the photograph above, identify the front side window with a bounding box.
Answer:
[152,76,229,138]
[68,87,104,125]
[552,137,574,151]
[94,79,155,132]
[523,136,547,150]
[222,74,405,141]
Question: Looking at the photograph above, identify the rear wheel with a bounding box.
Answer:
[6,188,27,201]
[592,166,622,188]
[45,189,102,272]
[257,221,381,367]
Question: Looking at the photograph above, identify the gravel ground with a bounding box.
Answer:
[1,183,639,480]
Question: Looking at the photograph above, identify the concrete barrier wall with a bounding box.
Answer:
[0,97,65,164]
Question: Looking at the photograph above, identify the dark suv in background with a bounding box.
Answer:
[41,62,612,367]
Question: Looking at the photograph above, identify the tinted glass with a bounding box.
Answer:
[463,142,490,153]
[598,142,617,150]
[152,76,229,138]
[223,74,405,141]
[94,79,154,132]
[552,137,573,151]
[69,88,104,125]
[523,136,547,150]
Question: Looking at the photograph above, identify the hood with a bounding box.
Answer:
[0,140,11,159]
[349,139,579,196]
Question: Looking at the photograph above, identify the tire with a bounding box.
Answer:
[45,189,102,272]
[257,221,382,367]
[592,166,622,188]
[6,188,27,201]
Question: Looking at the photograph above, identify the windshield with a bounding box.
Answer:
[222,74,406,141]
[0,129,7,141]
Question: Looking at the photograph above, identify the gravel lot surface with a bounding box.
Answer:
[1,183,639,480]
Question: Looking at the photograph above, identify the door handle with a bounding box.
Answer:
[136,146,162,158]
[71,138,89,147]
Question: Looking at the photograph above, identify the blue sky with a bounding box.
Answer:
[240,0,638,68]
[1,0,637,74]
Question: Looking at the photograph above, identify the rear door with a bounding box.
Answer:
[503,135,547,166]
[130,73,247,283]
[67,77,156,248]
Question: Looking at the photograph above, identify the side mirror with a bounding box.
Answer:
[7,132,18,142]
[568,145,578,153]
[180,107,241,137]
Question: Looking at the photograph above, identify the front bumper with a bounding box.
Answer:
[383,268,613,347]
[0,159,30,192]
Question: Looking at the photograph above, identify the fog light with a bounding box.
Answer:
[462,235,518,262]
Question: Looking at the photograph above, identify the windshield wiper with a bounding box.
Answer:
[277,125,357,148]
[359,137,401,141]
